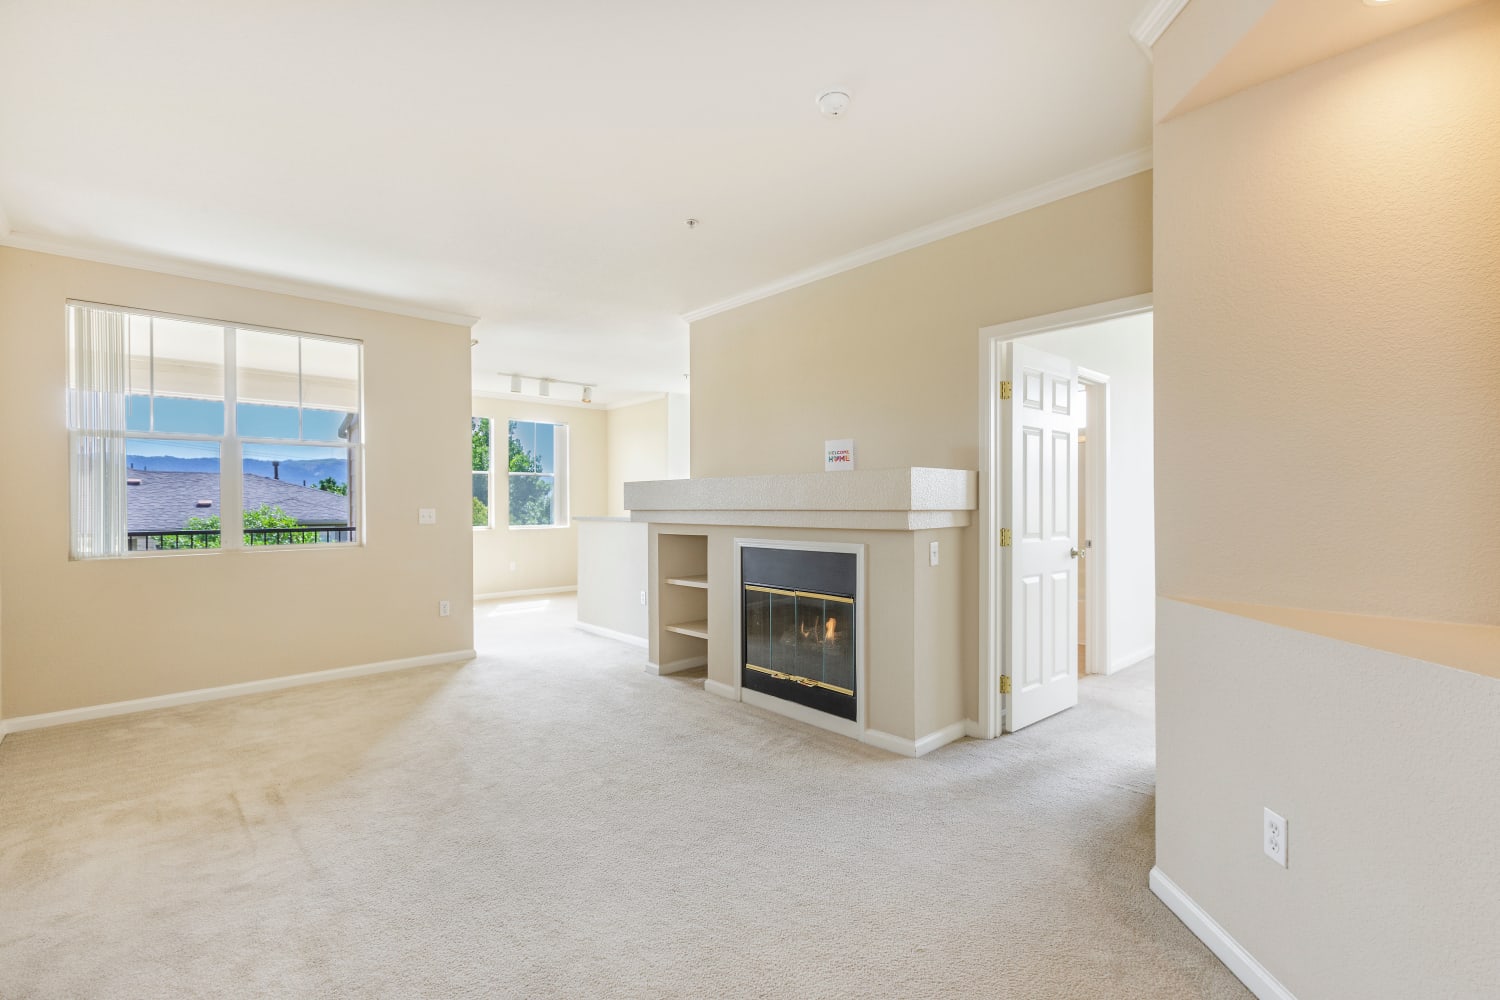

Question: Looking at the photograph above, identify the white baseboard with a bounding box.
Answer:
[863,720,968,758]
[0,649,478,737]
[963,718,987,739]
[574,622,648,649]
[1108,644,1156,675]
[647,655,707,676]
[1150,867,1297,1000]
[473,586,576,601]
[704,678,738,700]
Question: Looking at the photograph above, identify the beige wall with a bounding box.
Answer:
[606,397,669,517]
[575,519,648,641]
[470,395,607,597]
[690,172,1153,721]
[690,172,1153,478]
[1155,1,1500,627]
[1154,4,1500,997]
[0,247,475,719]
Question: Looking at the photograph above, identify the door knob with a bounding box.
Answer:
[1070,547,1085,559]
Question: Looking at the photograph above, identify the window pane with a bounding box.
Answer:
[152,317,225,435]
[237,329,299,440]
[238,403,301,439]
[510,473,554,526]
[127,394,151,432]
[532,423,555,474]
[300,338,360,416]
[472,417,491,472]
[125,437,222,551]
[128,315,151,397]
[303,408,351,442]
[241,443,355,546]
[473,472,490,526]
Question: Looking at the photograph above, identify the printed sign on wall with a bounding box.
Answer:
[824,439,855,472]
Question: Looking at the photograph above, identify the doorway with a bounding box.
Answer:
[976,295,1155,738]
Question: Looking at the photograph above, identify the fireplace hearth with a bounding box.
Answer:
[741,546,857,721]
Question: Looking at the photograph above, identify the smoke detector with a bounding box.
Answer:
[816,90,851,119]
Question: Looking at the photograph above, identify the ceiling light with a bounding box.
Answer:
[510,374,522,393]
[686,218,700,230]
[582,386,593,404]
[816,90,851,119]
[539,379,551,398]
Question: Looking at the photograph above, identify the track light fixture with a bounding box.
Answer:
[497,371,597,403]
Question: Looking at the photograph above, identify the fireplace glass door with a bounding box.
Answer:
[741,547,857,721]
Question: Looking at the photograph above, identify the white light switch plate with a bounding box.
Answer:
[929,540,940,566]
[419,508,437,525]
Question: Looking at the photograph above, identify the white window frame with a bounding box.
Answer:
[506,419,569,530]
[70,300,365,558]
[472,415,493,530]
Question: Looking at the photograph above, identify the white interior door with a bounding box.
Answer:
[1003,342,1080,731]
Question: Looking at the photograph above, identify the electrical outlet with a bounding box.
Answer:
[419,508,437,525]
[639,590,647,606]
[439,600,451,617]
[1263,807,1288,868]
[929,540,940,567]
[509,561,517,572]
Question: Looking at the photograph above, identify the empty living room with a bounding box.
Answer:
[1,2,1497,998]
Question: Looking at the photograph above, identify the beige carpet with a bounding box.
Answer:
[0,597,1248,999]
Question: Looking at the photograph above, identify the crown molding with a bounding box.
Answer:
[680,146,1153,325]
[1129,0,1191,58]
[0,230,480,328]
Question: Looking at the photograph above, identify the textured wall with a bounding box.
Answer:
[1157,599,1500,999]
[1153,5,1500,998]
[0,247,475,718]
[606,397,669,517]
[1155,1,1500,626]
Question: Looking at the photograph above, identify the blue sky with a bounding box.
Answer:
[128,394,350,461]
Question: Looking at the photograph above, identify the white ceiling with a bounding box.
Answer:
[0,0,1152,405]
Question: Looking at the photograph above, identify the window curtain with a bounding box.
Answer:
[67,304,130,559]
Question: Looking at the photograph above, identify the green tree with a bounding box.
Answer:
[472,494,489,527]
[508,429,553,525]
[472,417,490,472]
[316,476,347,495]
[182,505,319,546]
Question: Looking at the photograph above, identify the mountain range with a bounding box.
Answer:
[126,454,349,489]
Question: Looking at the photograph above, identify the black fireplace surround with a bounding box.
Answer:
[741,547,857,721]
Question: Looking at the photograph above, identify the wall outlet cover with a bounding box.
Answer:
[439,600,451,617]
[419,507,437,525]
[1263,807,1288,868]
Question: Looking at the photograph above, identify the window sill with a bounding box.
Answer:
[508,523,569,531]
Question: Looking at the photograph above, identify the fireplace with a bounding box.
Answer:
[741,546,857,721]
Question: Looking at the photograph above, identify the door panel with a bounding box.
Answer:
[1004,342,1080,731]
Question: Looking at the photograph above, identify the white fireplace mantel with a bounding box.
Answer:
[623,467,977,531]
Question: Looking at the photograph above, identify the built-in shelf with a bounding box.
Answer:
[666,574,710,590]
[664,620,710,640]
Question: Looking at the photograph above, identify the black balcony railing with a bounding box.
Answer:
[127,527,357,551]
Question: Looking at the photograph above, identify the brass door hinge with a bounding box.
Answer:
[999,675,1012,695]
[999,528,1012,547]
[999,380,1012,400]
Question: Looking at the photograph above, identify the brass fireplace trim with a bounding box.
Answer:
[744,662,854,697]
[744,585,854,605]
